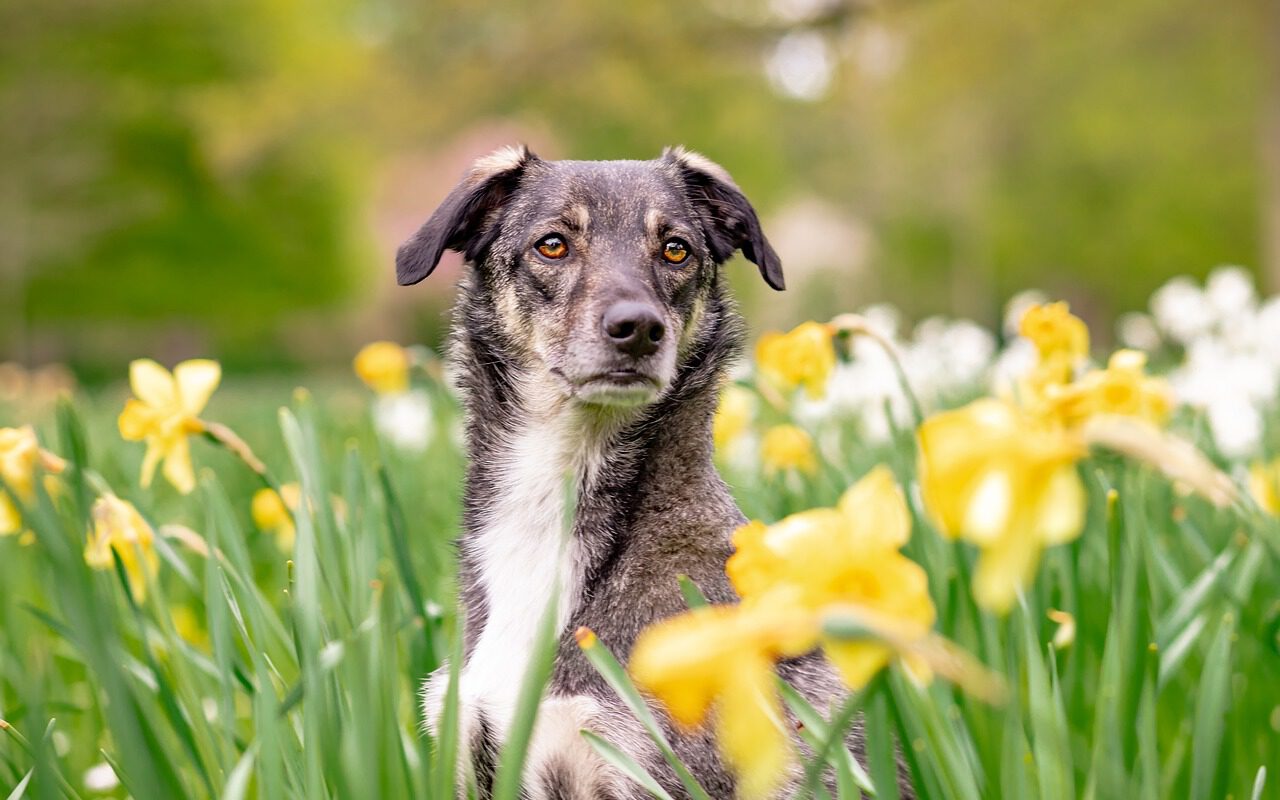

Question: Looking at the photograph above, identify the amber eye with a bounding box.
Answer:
[535,234,568,260]
[661,238,690,265]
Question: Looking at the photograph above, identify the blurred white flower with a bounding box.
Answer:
[1153,268,1276,458]
[1205,396,1262,460]
[373,389,433,452]
[83,762,119,792]
[766,31,834,102]
[1151,277,1214,344]
[989,338,1037,397]
[860,303,901,340]
[1117,312,1161,352]
[1205,265,1256,321]
[796,307,996,444]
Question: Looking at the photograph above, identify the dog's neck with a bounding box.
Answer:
[443,275,742,733]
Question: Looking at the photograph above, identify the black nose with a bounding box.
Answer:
[602,301,665,358]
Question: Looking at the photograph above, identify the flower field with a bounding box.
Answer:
[2,268,1279,799]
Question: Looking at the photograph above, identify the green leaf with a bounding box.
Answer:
[864,687,901,800]
[778,680,875,796]
[1016,600,1072,800]
[580,730,675,800]
[5,769,32,800]
[431,620,465,800]
[491,592,561,800]
[1189,612,1234,800]
[221,744,258,800]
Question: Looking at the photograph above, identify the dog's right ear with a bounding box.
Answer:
[396,145,538,286]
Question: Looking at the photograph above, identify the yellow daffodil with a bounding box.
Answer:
[630,603,818,800]
[0,426,65,537]
[760,425,818,476]
[918,398,1086,613]
[118,359,221,494]
[354,341,411,395]
[1040,350,1172,430]
[252,483,301,552]
[0,427,39,536]
[728,466,936,688]
[251,482,346,552]
[1019,302,1089,371]
[755,321,835,399]
[1248,458,1280,515]
[713,384,756,452]
[84,494,159,602]
[1015,302,1090,404]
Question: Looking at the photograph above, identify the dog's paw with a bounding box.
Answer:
[524,696,636,800]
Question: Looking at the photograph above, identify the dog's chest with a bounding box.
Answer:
[458,415,600,737]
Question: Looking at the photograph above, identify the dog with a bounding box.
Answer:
[397,146,877,799]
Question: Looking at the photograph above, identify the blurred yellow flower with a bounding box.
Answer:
[0,426,65,537]
[1015,302,1090,404]
[252,483,301,552]
[0,426,39,536]
[918,399,1086,613]
[728,466,936,688]
[1020,302,1089,369]
[171,605,210,650]
[1248,458,1280,515]
[84,494,159,602]
[118,359,221,494]
[713,384,756,452]
[354,341,411,395]
[755,321,835,399]
[630,604,818,800]
[1040,350,1172,430]
[760,425,818,476]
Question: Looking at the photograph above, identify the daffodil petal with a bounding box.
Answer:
[0,492,20,535]
[162,437,196,494]
[823,639,893,690]
[1036,465,1086,545]
[174,360,221,416]
[972,533,1040,614]
[962,470,1013,546]
[838,465,910,549]
[717,659,792,800]
[139,441,164,489]
[129,359,176,409]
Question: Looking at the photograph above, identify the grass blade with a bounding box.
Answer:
[491,591,560,800]
[576,629,712,800]
[1189,611,1234,800]
[580,730,676,800]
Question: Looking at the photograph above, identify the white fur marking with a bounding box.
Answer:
[425,383,617,793]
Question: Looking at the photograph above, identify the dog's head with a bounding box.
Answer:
[396,146,783,409]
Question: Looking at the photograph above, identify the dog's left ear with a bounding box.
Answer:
[663,146,785,291]
[397,145,538,286]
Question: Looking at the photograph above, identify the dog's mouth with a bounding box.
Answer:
[554,368,662,406]
[591,370,657,387]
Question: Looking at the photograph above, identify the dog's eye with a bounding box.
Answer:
[534,235,568,260]
[661,239,690,265]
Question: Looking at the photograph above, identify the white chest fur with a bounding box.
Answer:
[423,408,605,745]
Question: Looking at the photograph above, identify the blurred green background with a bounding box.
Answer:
[2,0,1276,380]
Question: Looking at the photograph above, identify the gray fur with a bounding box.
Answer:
[398,147,907,799]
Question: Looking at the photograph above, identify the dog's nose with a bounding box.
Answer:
[602,301,665,358]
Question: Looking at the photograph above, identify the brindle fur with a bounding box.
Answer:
[397,146,907,799]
